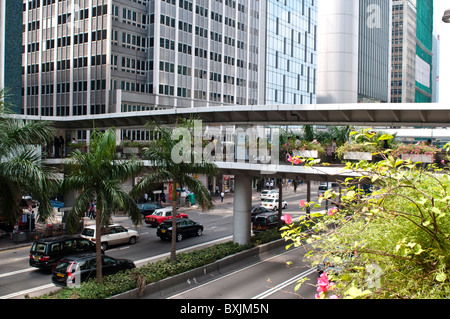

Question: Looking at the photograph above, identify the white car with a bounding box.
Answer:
[260,189,279,200]
[260,198,287,211]
[80,224,139,251]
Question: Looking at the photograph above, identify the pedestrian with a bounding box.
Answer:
[30,210,35,231]
[144,193,148,202]
[161,192,166,206]
[59,136,65,157]
[54,136,60,158]
[220,191,224,202]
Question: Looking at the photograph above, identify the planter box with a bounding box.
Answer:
[292,150,319,158]
[344,152,372,161]
[123,147,140,154]
[401,154,434,163]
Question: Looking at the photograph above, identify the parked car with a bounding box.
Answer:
[260,189,279,200]
[29,236,97,270]
[252,212,280,233]
[318,182,339,197]
[137,202,161,218]
[250,206,270,222]
[80,224,139,251]
[157,218,203,242]
[260,198,287,211]
[144,207,188,227]
[51,253,135,287]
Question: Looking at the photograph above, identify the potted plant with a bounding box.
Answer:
[391,142,439,164]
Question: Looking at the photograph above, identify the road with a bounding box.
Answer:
[0,184,326,299]
[164,244,318,300]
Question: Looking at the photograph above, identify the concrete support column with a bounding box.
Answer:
[233,174,252,245]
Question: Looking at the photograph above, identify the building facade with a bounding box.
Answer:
[21,0,317,126]
[264,0,318,105]
[357,0,391,103]
[0,0,23,112]
[390,0,417,103]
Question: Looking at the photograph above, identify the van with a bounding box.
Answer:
[252,212,280,233]
[318,182,339,197]
[29,236,97,270]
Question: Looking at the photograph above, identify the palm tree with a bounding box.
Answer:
[61,128,142,283]
[132,118,219,262]
[0,90,58,225]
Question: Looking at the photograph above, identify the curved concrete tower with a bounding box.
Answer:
[317,0,359,104]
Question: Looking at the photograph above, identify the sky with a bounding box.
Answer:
[434,0,450,105]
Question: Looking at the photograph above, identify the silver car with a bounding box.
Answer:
[80,224,139,250]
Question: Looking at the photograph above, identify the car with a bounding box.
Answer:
[260,189,279,200]
[260,198,287,211]
[252,212,281,233]
[80,224,139,251]
[51,253,135,287]
[157,218,203,242]
[29,236,97,270]
[144,207,188,227]
[250,206,271,221]
[137,202,161,218]
[318,182,339,197]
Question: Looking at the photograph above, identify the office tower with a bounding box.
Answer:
[317,0,360,104]
[264,0,318,105]
[390,0,434,104]
[317,0,392,105]
[415,0,433,103]
[391,0,417,103]
[0,0,22,112]
[358,0,391,103]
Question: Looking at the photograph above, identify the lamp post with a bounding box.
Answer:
[443,9,450,23]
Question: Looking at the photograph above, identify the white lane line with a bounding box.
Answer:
[0,267,34,279]
[0,235,234,299]
[251,267,317,299]
[167,246,303,299]
[0,283,56,299]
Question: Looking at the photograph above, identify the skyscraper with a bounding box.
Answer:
[391,0,417,103]
[21,0,317,126]
[0,0,23,112]
[317,0,392,105]
[264,0,318,105]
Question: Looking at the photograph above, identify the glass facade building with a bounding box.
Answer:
[265,0,317,105]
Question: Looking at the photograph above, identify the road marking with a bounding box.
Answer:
[0,267,34,279]
[251,267,317,299]
[0,283,56,299]
[0,235,234,299]
[167,246,303,299]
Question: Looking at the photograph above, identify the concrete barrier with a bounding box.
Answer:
[110,238,287,299]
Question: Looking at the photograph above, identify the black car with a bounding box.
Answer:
[252,212,279,233]
[29,236,97,270]
[157,218,203,242]
[250,206,270,222]
[51,253,135,287]
[137,202,161,218]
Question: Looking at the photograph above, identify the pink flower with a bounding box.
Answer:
[299,200,306,207]
[328,207,338,216]
[317,272,332,293]
[281,214,292,225]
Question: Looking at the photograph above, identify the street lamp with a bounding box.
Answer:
[443,9,450,23]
